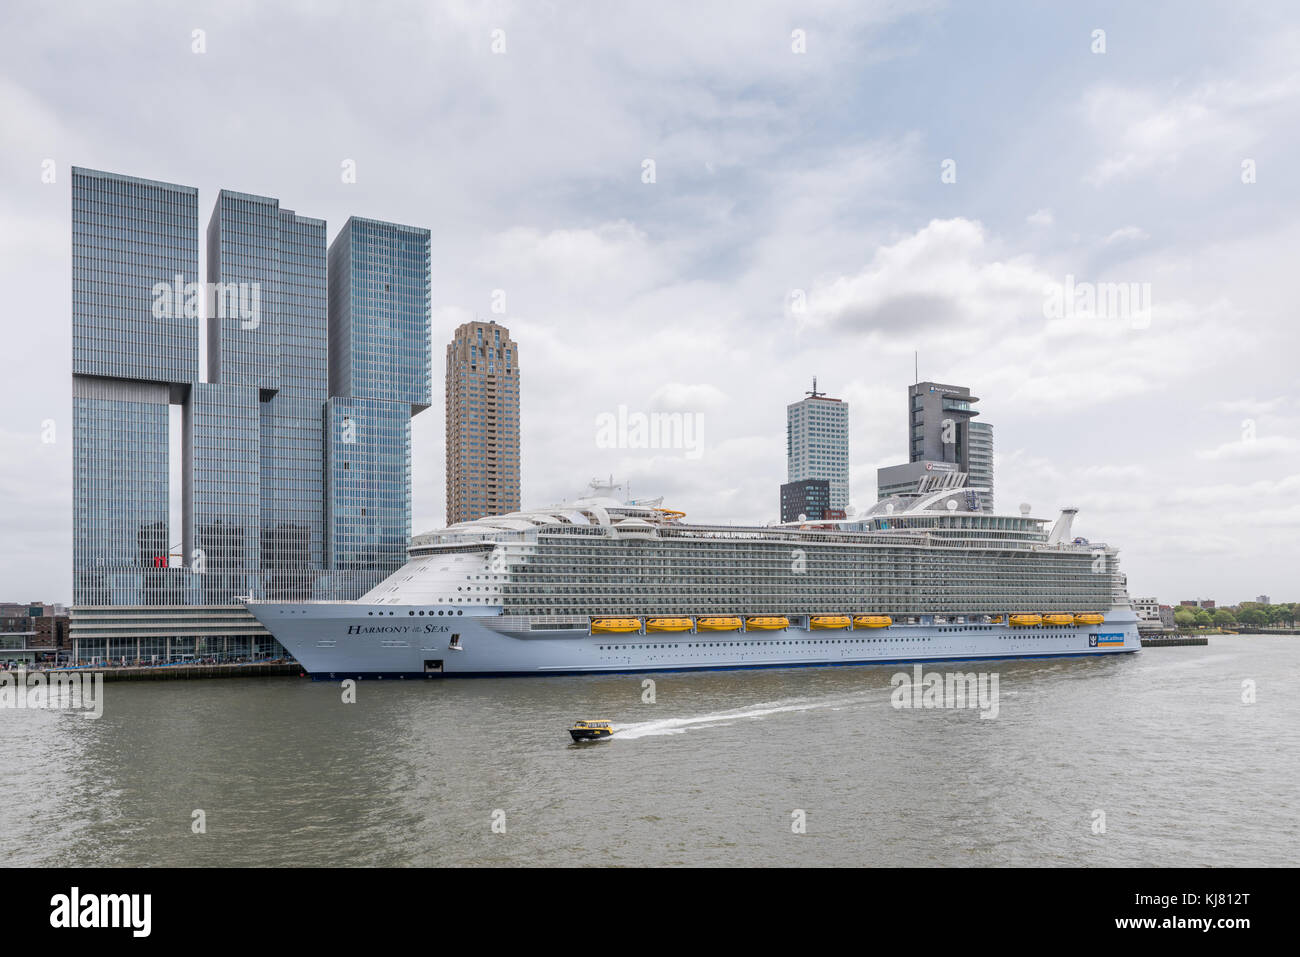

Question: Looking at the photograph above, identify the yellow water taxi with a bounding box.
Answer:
[745,616,789,631]
[1043,614,1075,626]
[1009,614,1043,627]
[569,719,614,742]
[696,616,742,632]
[1073,613,1105,625]
[646,617,693,633]
[853,615,892,629]
[591,618,641,634]
[810,615,851,630]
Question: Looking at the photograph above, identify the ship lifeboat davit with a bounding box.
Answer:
[646,617,693,633]
[695,616,742,632]
[1074,613,1105,626]
[745,616,789,631]
[592,618,642,634]
[853,615,892,629]
[1009,614,1043,627]
[1043,614,1075,626]
[810,615,851,630]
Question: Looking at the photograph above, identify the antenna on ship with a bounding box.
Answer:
[806,376,825,399]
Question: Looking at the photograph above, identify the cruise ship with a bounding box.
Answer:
[245,482,1140,678]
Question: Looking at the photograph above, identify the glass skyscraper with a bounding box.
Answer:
[325,217,431,581]
[72,169,197,610]
[70,168,430,662]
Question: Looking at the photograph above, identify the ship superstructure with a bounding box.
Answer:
[246,481,1139,677]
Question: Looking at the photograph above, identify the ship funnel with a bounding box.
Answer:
[1046,507,1079,545]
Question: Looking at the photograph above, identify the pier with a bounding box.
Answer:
[1141,635,1208,647]
[37,661,302,682]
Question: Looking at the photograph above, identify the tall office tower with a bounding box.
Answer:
[262,208,328,595]
[786,379,849,512]
[71,168,430,664]
[967,420,994,511]
[909,381,979,469]
[877,380,992,511]
[445,320,521,525]
[205,190,329,600]
[325,217,431,580]
[72,168,198,609]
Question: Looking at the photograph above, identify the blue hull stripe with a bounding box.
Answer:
[305,647,1139,680]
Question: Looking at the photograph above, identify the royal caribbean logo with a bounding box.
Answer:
[1089,632,1125,648]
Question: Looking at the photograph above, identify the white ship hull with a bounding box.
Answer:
[248,602,1140,678]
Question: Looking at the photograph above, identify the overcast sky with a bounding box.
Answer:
[2,0,1298,605]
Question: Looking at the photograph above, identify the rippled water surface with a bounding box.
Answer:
[2,637,1296,866]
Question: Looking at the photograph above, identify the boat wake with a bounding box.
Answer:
[610,693,872,739]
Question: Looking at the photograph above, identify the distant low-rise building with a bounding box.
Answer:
[1134,597,1166,633]
[0,611,70,665]
[1256,594,1271,605]
[780,478,831,523]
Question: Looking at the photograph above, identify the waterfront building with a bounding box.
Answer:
[877,380,992,511]
[326,217,431,579]
[908,381,978,466]
[445,320,520,525]
[0,613,70,665]
[1134,597,1166,633]
[968,420,994,510]
[779,478,831,523]
[70,168,430,664]
[786,379,849,512]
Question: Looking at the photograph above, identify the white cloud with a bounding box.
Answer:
[1196,436,1300,461]
[1103,225,1149,244]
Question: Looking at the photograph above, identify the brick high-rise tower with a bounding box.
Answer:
[445,320,520,525]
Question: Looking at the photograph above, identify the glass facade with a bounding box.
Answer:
[206,190,280,389]
[324,216,431,585]
[72,168,431,655]
[188,382,261,603]
[260,210,328,599]
[327,217,432,411]
[72,168,199,384]
[325,397,412,571]
[72,378,173,605]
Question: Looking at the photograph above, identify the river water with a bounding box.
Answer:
[1,636,1295,866]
